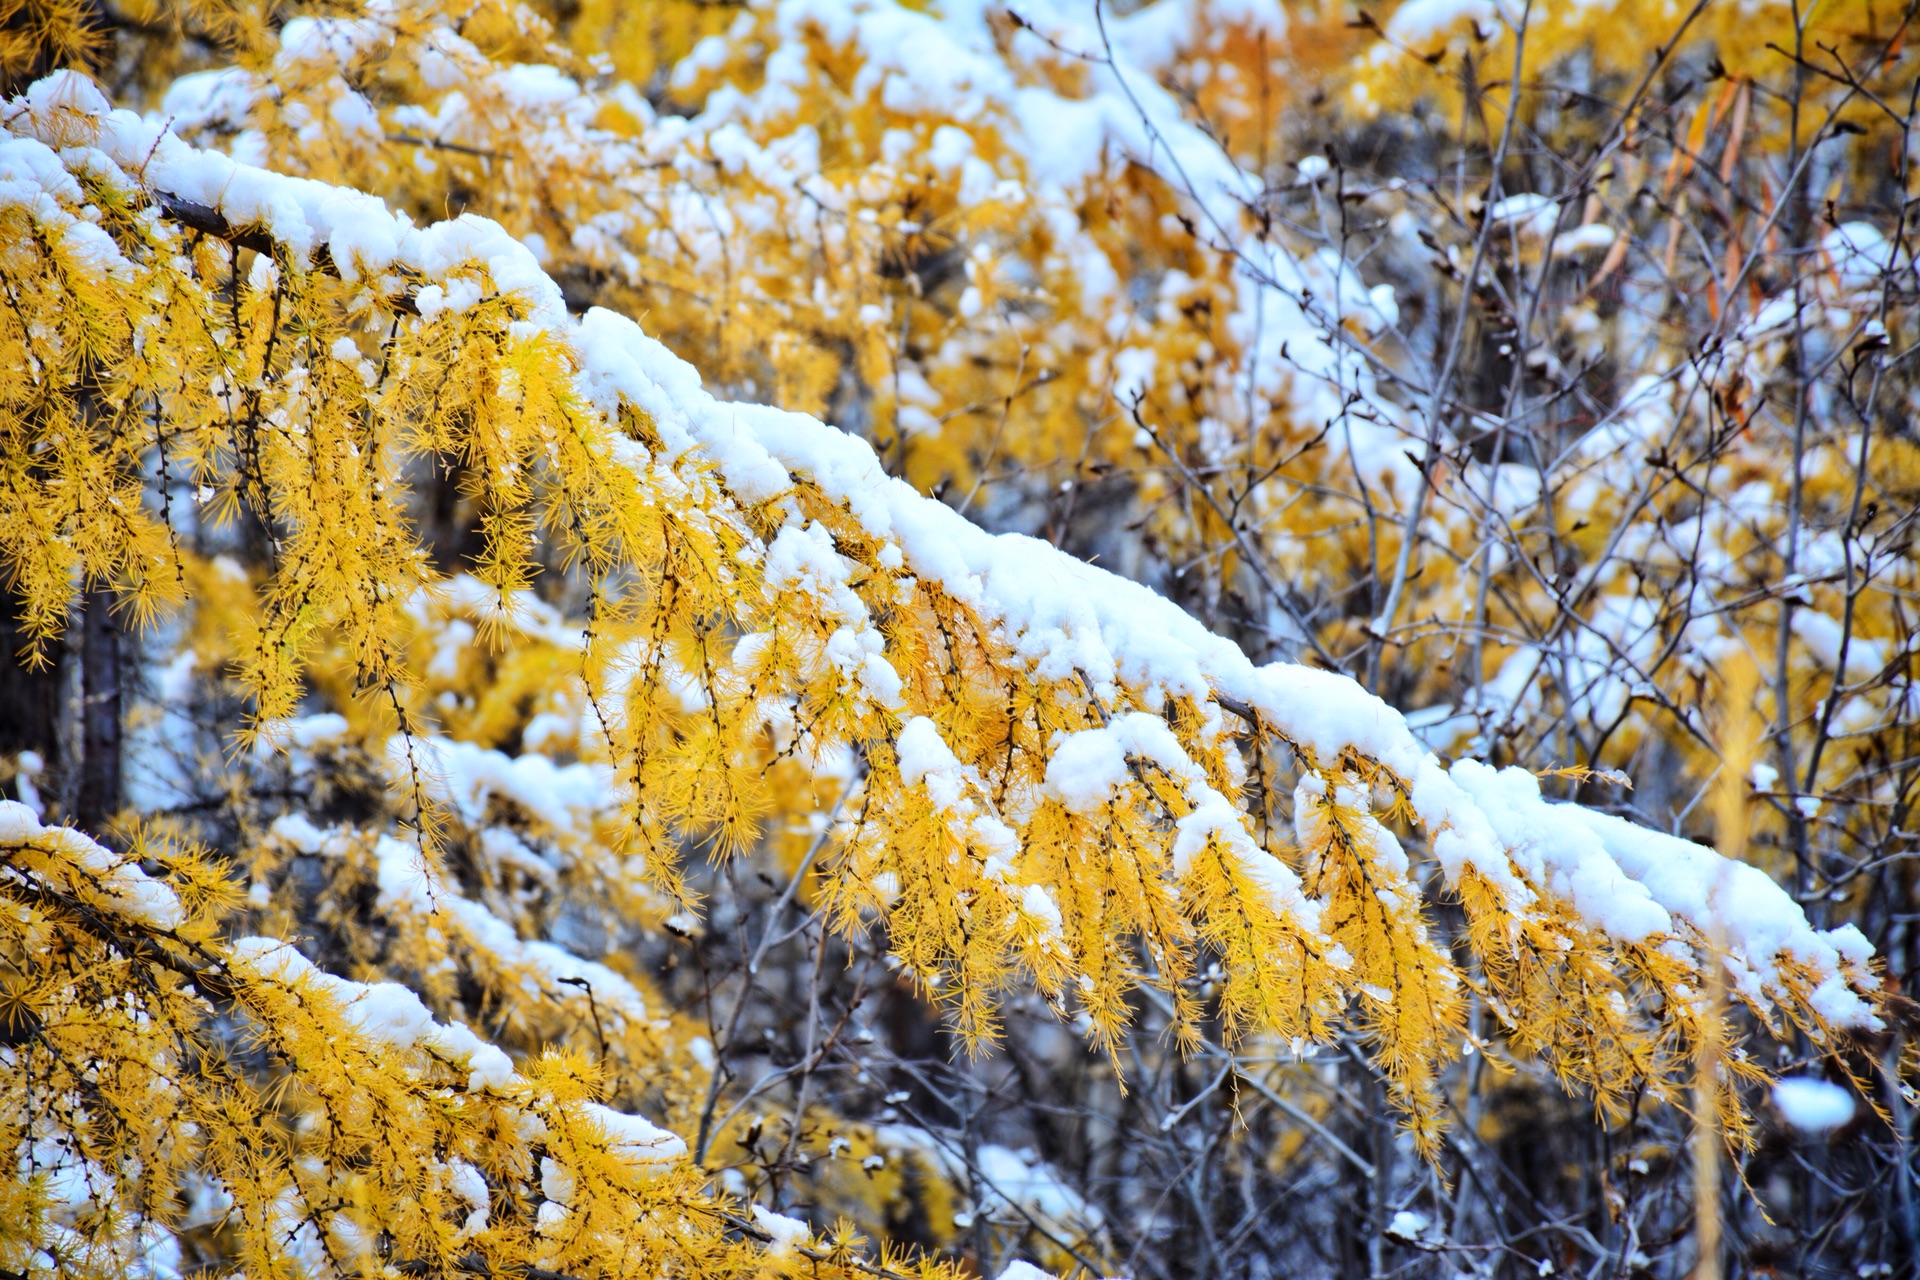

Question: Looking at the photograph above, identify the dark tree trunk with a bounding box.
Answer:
[423,457,487,572]
[0,605,59,805]
[76,586,121,832]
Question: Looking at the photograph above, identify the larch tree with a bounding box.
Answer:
[0,1,1909,1279]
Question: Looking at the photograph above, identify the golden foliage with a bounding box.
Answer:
[0,0,1903,1272]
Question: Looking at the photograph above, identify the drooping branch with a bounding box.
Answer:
[154,190,420,314]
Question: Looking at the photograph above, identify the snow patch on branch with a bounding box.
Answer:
[0,799,184,929]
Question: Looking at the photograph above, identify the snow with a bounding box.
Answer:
[255,713,350,754]
[0,798,40,844]
[1386,1208,1431,1241]
[974,1143,1105,1228]
[1385,0,1501,41]
[760,522,904,709]
[539,1156,575,1208]
[4,72,570,327]
[584,1102,687,1161]
[0,800,185,929]
[1449,763,1669,943]
[997,1264,1058,1280]
[392,734,614,839]
[1793,610,1886,682]
[1487,192,1556,223]
[1486,192,1561,239]
[871,1129,1101,1234]
[269,805,660,1035]
[1021,883,1065,935]
[11,750,42,818]
[345,981,438,1045]
[446,1160,490,1235]
[1550,797,1876,1027]
[228,935,521,1091]
[751,1205,812,1254]
[1823,221,1899,292]
[160,67,260,133]
[1041,714,1321,931]
[1771,1077,1856,1132]
[450,894,651,1020]
[896,715,964,791]
[1039,721,1139,814]
[1550,224,1615,258]
[894,715,1024,889]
